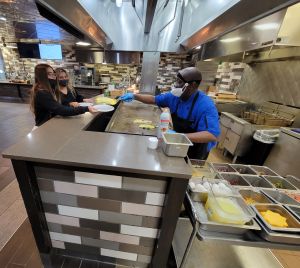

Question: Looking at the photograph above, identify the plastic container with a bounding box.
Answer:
[157,111,170,140]
[205,184,255,225]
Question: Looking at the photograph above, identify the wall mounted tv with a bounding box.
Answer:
[39,44,62,60]
[17,43,40,59]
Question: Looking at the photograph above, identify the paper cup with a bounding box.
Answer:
[148,137,158,150]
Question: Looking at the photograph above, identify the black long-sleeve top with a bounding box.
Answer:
[34,90,88,126]
[60,89,84,106]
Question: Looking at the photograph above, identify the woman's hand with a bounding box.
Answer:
[83,98,93,103]
[88,106,98,113]
[69,102,79,107]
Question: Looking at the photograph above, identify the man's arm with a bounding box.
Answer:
[185,131,218,143]
[134,94,155,104]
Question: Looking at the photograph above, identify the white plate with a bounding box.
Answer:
[79,102,93,107]
[93,104,115,112]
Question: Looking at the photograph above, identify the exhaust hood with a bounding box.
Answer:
[35,0,298,53]
[198,2,300,62]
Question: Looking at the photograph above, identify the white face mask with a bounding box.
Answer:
[170,83,188,97]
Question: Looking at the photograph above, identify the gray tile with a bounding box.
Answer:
[82,237,119,250]
[78,196,121,212]
[64,242,100,255]
[79,218,120,233]
[140,237,157,247]
[99,211,142,226]
[138,254,152,264]
[42,203,58,214]
[123,177,167,193]
[142,216,161,228]
[119,244,153,256]
[40,191,77,206]
[47,222,63,233]
[37,178,54,191]
[35,166,74,182]
[116,259,148,268]
[98,187,146,204]
[62,225,99,239]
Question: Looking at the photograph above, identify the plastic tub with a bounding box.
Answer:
[205,184,255,225]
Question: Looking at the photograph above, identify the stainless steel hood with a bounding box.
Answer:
[198,2,300,62]
[35,0,298,53]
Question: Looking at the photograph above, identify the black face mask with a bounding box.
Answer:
[59,79,69,87]
[48,79,57,89]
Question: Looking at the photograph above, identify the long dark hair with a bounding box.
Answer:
[30,64,59,113]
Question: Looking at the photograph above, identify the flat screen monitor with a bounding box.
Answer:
[17,43,40,59]
[39,44,62,60]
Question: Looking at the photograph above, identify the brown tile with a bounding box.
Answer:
[123,177,167,193]
[140,237,157,247]
[37,178,54,191]
[42,203,58,214]
[81,237,119,251]
[119,243,153,256]
[40,191,77,206]
[35,166,74,182]
[79,218,120,233]
[62,225,99,239]
[98,187,146,204]
[142,216,161,228]
[77,196,121,212]
[116,259,148,268]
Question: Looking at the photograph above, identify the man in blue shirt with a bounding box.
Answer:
[120,67,220,160]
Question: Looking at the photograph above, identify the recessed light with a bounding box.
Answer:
[220,37,241,43]
[254,23,279,31]
[0,16,7,21]
[76,41,91,46]
[204,59,212,61]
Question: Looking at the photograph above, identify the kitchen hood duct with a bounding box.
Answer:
[199,2,300,62]
[140,52,160,94]
[144,0,158,33]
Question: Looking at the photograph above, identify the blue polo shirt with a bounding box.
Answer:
[155,91,220,151]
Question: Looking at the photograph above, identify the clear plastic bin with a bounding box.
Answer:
[205,184,255,225]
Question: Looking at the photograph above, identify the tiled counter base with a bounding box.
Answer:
[12,162,188,268]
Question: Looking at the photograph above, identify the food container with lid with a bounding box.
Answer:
[161,133,193,157]
[205,183,255,225]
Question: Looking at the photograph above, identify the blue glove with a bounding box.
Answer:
[166,129,176,134]
[120,93,134,102]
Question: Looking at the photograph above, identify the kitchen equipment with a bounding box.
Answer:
[250,165,279,176]
[261,189,299,206]
[229,164,257,175]
[239,189,272,204]
[101,74,111,83]
[285,205,300,221]
[161,133,193,157]
[262,176,297,190]
[209,163,237,173]
[242,175,274,189]
[217,173,251,187]
[253,204,300,233]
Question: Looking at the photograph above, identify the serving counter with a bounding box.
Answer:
[3,102,192,267]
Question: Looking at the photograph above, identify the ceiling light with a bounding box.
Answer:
[0,16,6,21]
[254,23,279,31]
[116,0,122,7]
[195,45,201,50]
[220,37,241,43]
[204,59,212,61]
[76,41,91,46]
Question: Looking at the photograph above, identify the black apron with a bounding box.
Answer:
[171,92,209,160]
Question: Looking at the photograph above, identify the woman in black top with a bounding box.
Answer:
[30,64,96,127]
[56,68,93,107]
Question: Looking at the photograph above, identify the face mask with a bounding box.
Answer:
[59,79,69,87]
[170,83,188,97]
[48,78,57,89]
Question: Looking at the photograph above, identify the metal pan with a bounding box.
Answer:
[261,189,299,206]
[262,176,297,190]
[242,175,274,189]
[239,189,272,205]
[218,172,250,187]
[209,163,237,173]
[284,205,300,221]
[256,217,300,245]
[285,175,300,190]
[250,165,279,176]
[229,164,257,175]
[253,204,300,233]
